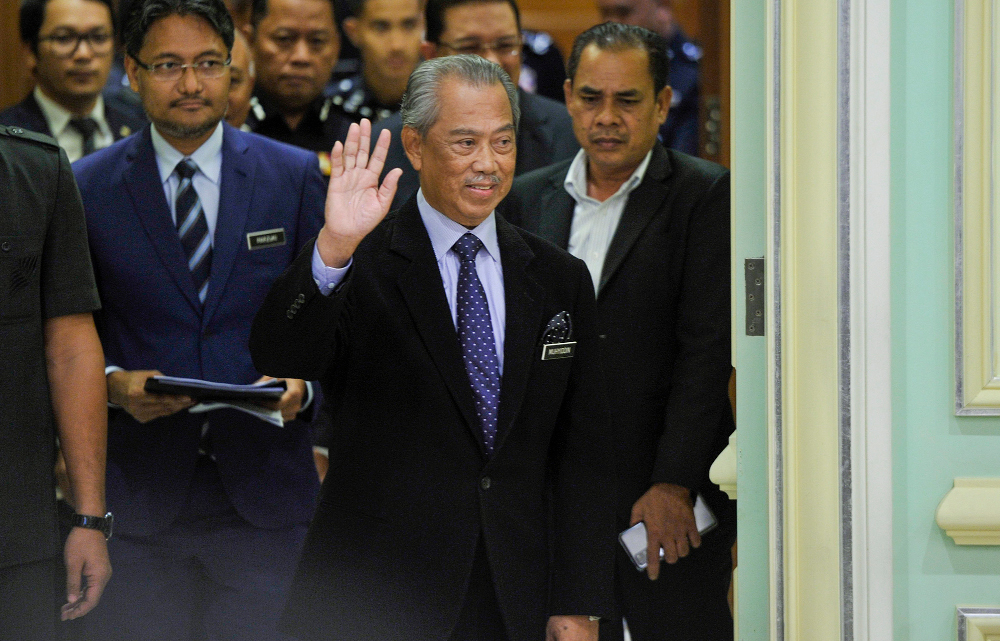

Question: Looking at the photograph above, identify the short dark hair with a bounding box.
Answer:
[20,0,117,53]
[566,22,669,95]
[251,0,337,30]
[122,0,235,59]
[424,0,520,45]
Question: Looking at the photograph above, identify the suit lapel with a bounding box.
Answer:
[599,145,672,292]
[391,203,482,449]
[533,170,575,248]
[23,95,54,137]
[203,125,254,326]
[494,218,545,451]
[122,128,202,313]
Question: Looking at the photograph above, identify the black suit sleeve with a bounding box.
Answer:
[548,258,616,618]
[652,169,733,490]
[250,238,351,381]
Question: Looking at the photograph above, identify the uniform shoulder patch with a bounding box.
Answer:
[0,124,60,149]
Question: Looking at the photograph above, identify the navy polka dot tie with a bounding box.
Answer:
[453,233,501,455]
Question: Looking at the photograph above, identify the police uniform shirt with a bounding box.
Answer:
[660,29,702,158]
[245,90,353,154]
[0,126,101,570]
[326,74,396,125]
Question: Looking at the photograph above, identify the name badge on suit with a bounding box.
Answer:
[541,310,576,360]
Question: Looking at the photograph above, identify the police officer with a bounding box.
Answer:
[247,0,353,167]
[328,0,424,125]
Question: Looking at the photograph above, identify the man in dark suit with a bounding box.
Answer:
[72,1,323,639]
[506,23,735,641]
[0,0,146,162]
[372,0,579,210]
[0,124,111,640]
[250,55,615,641]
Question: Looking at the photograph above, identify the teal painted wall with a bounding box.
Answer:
[731,0,769,638]
[892,0,1000,638]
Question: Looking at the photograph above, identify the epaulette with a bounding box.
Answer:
[0,124,60,149]
[249,96,266,124]
[679,41,702,62]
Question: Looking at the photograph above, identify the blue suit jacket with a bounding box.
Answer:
[73,123,324,537]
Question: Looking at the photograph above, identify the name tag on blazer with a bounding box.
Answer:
[247,228,286,250]
[541,341,577,360]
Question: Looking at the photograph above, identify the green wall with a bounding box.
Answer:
[891,0,1000,638]
[732,0,769,638]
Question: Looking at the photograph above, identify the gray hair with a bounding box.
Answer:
[400,55,520,137]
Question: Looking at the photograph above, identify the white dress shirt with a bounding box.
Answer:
[151,122,224,239]
[563,148,653,294]
[34,86,114,163]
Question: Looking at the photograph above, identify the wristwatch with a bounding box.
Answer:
[71,512,114,540]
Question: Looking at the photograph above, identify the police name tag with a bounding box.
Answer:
[247,228,286,250]
[541,341,577,360]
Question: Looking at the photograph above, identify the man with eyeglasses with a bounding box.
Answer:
[246,0,353,167]
[0,0,146,162]
[373,0,579,209]
[70,0,325,639]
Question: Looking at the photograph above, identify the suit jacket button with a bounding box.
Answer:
[1,241,10,252]
[286,310,295,319]
[297,293,306,303]
[480,476,491,490]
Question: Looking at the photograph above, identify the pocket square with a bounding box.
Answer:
[543,311,572,343]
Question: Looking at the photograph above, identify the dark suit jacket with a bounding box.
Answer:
[373,89,579,210]
[72,123,324,537]
[0,91,146,143]
[505,144,736,542]
[250,200,616,641]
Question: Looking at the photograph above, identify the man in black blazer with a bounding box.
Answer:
[0,0,145,162]
[372,0,579,210]
[505,23,735,641]
[251,55,614,641]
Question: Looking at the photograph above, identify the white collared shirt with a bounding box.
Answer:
[151,122,224,241]
[563,148,653,294]
[34,86,114,162]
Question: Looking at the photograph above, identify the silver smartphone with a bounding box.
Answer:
[618,494,718,571]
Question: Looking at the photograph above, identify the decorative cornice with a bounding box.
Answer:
[710,432,737,500]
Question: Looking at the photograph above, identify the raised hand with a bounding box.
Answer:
[316,119,403,268]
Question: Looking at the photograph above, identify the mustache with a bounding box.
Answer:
[464,174,501,187]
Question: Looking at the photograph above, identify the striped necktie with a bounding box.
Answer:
[174,159,212,305]
[453,233,501,455]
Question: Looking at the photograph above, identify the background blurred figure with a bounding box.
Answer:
[224,0,254,31]
[374,0,578,210]
[518,29,567,103]
[327,0,423,124]
[0,0,145,161]
[596,0,701,157]
[247,0,352,162]
[0,125,111,641]
[227,28,256,127]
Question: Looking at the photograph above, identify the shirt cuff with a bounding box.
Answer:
[105,365,123,408]
[312,244,352,296]
[300,380,314,413]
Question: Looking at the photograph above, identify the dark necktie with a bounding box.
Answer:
[69,117,99,156]
[453,233,501,455]
[174,159,212,305]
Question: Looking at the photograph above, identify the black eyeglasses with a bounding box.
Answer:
[437,37,522,59]
[38,30,113,57]
[132,57,232,82]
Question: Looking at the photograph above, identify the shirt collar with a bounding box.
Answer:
[416,189,500,265]
[151,121,224,185]
[33,86,108,137]
[563,147,654,204]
